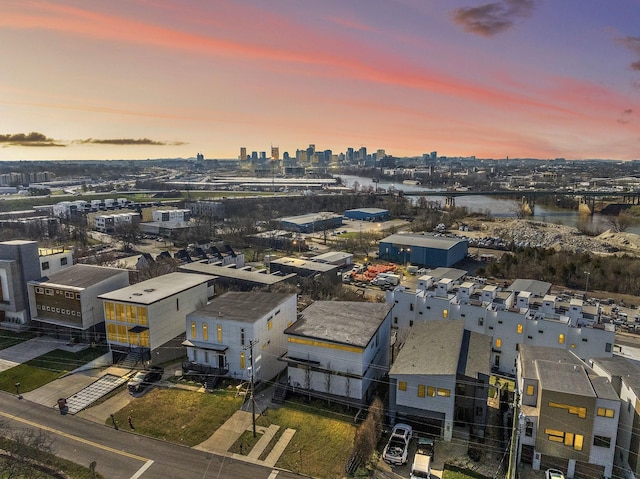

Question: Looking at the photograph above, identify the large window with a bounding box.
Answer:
[105,302,115,321]
[115,303,124,321]
[544,429,584,451]
[427,386,435,397]
[137,307,147,325]
[417,385,425,398]
[240,351,245,369]
[437,388,451,397]
[597,407,615,418]
[106,323,116,342]
[203,323,208,341]
[526,385,535,396]
[191,322,196,339]
[398,381,407,391]
[593,435,611,448]
[549,402,587,419]
[126,305,136,323]
[217,324,223,343]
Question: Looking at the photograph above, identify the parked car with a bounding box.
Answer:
[545,469,565,479]
[416,437,435,460]
[128,366,164,394]
[383,423,413,466]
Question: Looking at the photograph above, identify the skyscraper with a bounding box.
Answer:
[240,147,247,161]
[271,146,279,161]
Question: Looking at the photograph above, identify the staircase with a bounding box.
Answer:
[272,378,289,404]
[205,375,219,391]
[120,350,142,369]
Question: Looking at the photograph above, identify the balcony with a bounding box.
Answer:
[182,361,228,377]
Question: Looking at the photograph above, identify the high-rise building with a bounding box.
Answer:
[240,147,247,161]
[271,146,279,161]
[346,148,354,163]
[358,146,367,162]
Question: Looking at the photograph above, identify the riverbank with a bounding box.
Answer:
[462,218,640,256]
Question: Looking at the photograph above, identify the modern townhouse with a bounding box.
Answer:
[183,292,296,387]
[517,345,619,478]
[98,272,210,366]
[28,264,129,342]
[389,320,491,441]
[282,301,392,406]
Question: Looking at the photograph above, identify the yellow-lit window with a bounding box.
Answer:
[116,324,127,343]
[191,322,196,339]
[443,309,448,319]
[126,305,136,323]
[268,319,272,330]
[495,338,502,348]
[517,324,523,334]
[240,351,245,369]
[105,302,115,321]
[545,428,564,442]
[217,324,223,343]
[287,321,293,327]
[427,386,435,397]
[106,322,116,341]
[564,432,574,446]
[559,333,565,344]
[115,303,124,321]
[139,330,149,348]
[203,323,208,341]
[526,385,534,396]
[597,408,615,418]
[437,388,451,397]
[398,381,407,391]
[574,434,584,451]
[570,343,576,348]
[418,385,425,398]
[136,307,147,325]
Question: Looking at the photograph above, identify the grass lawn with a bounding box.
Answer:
[0,331,35,350]
[256,398,356,479]
[443,465,491,479]
[110,388,243,446]
[229,430,262,455]
[0,345,109,394]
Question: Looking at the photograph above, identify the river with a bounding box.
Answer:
[338,174,640,235]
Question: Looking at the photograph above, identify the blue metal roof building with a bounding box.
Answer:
[279,212,343,233]
[378,234,468,267]
[344,208,390,222]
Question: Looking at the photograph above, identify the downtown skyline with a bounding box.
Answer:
[2,0,640,162]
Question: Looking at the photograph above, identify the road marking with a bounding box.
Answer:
[0,410,148,462]
[268,471,279,479]
[130,459,155,479]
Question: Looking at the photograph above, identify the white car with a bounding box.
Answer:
[545,469,565,479]
[383,423,413,466]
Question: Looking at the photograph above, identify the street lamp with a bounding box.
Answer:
[15,382,21,399]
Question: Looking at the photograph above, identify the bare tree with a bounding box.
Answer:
[0,419,54,478]
[606,211,634,233]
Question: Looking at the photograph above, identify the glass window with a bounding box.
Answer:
[559,333,565,344]
[116,324,127,343]
[139,330,149,347]
[437,388,451,397]
[517,324,523,334]
[427,386,435,397]
[217,324,223,343]
[418,385,425,398]
[60,257,68,266]
[593,435,611,448]
[268,319,272,330]
[203,323,208,341]
[115,303,124,321]
[574,434,583,451]
[106,323,116,342]
[240,351,245,369]
[42,261,49,270]
[137,307,147,325]
[526,385,534,396]
[597,407,615,418]
[495,338,502,348]
[105,302,115,320]
[191,322,196,339]
[398,381,407,391]
[126,305,136,323]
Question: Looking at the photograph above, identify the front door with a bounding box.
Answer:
[218,354,225,369]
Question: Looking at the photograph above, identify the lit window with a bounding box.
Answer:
[437,388,450,397]
[570,343,576,348]
[126,305,136,323]
[427,386,435,397]
[495,338,502,348]
[418,385,425,398]
[597,407,615,418]
[443,309,448,319]
[105,302,115,320]
[137,307,147,325]
[217,324,223,343]
[559,333,565,344]
[517,324,523,334]
[574,434,583,451]
[191,322,196,339]
[268,319,272,330]
[526,385,534,396]
[203,323,208,341]
[106,323,116,341]
[398,381,407,391]
[240,351,245,369]
[115,303,124,321]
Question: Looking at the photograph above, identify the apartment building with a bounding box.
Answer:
[93,212,140,233]
[0,240,41,329]
[517,345,618,478]
[38,246,73,275]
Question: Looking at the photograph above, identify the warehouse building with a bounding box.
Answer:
[343,208,389,222]
[279,212,343,234]
[378,234,468,268]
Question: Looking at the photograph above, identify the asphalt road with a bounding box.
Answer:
[0,391,299,479]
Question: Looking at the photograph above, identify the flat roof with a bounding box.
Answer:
[508,279,552,297]
[381,234,467,250]
[423,267,468,282]
[188,292,295,323]
[280,212,341,225]
[270,257,338,272]
[98,272,210,304]
[285,301,392,348]
[345,208,388,214]
[31,264,127,289]
[536,361,596,397]
[311,251,353,263]
[390,321,465,376]
[180,262,295,285]
[591,356,640,396]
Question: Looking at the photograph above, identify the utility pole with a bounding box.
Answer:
[243,339,260,437]
[507,391,520,479]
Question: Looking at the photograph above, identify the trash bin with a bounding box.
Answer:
[57,398,67,414]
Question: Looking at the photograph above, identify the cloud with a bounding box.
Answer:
[0,132,64,147]
[615,36,640,72]
[76,138,186,146]
[453,0,536,37]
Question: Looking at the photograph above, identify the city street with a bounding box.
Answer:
[0,391,299,479]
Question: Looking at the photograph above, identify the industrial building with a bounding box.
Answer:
[343,208,389,222]
[279,212,343,234]
[378,234,468,268]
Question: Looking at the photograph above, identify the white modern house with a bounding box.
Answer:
[99,272,210,366]
[38,246,73,276]
[94,212,140,233]
[183,292,296,385]
[387,272,615,376]
[389,320,491,441]
[282,301,392,406]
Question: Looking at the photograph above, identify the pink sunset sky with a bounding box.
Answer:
[1,0,640,161]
